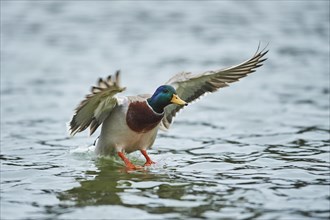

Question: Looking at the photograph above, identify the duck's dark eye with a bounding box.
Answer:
[163,89,169,93]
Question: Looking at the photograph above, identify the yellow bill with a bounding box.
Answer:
[171,94,187,106]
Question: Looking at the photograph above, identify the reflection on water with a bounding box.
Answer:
[57,158,168,206]
[1,1,330,220]
[54,158,191,219]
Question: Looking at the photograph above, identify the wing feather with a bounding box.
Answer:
[160,46,269,130]
[69,70,126,136]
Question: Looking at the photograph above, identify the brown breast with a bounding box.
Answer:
[126,101,164,133]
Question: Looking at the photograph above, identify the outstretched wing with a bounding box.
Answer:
[69,70,126,136]
[160,46,269,130]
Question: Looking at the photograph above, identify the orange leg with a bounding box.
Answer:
[117,152,140,170]
[140,150,155,166]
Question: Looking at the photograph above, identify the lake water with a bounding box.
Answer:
[1,1,329,219]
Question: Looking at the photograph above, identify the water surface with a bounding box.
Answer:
[1,1,329,219]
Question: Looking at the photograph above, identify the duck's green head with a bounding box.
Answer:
[147,85,187,114]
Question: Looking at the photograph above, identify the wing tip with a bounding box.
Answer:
[67,120,76,137]
[254,42,270,58]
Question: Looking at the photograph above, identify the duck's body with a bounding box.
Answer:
[95,95,161,156]
[69,46,268,169]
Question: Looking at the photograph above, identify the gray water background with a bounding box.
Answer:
[1,1,329,219]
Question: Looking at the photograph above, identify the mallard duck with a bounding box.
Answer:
[69,47,268,169]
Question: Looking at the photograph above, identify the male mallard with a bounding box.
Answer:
[69,47,268,169]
